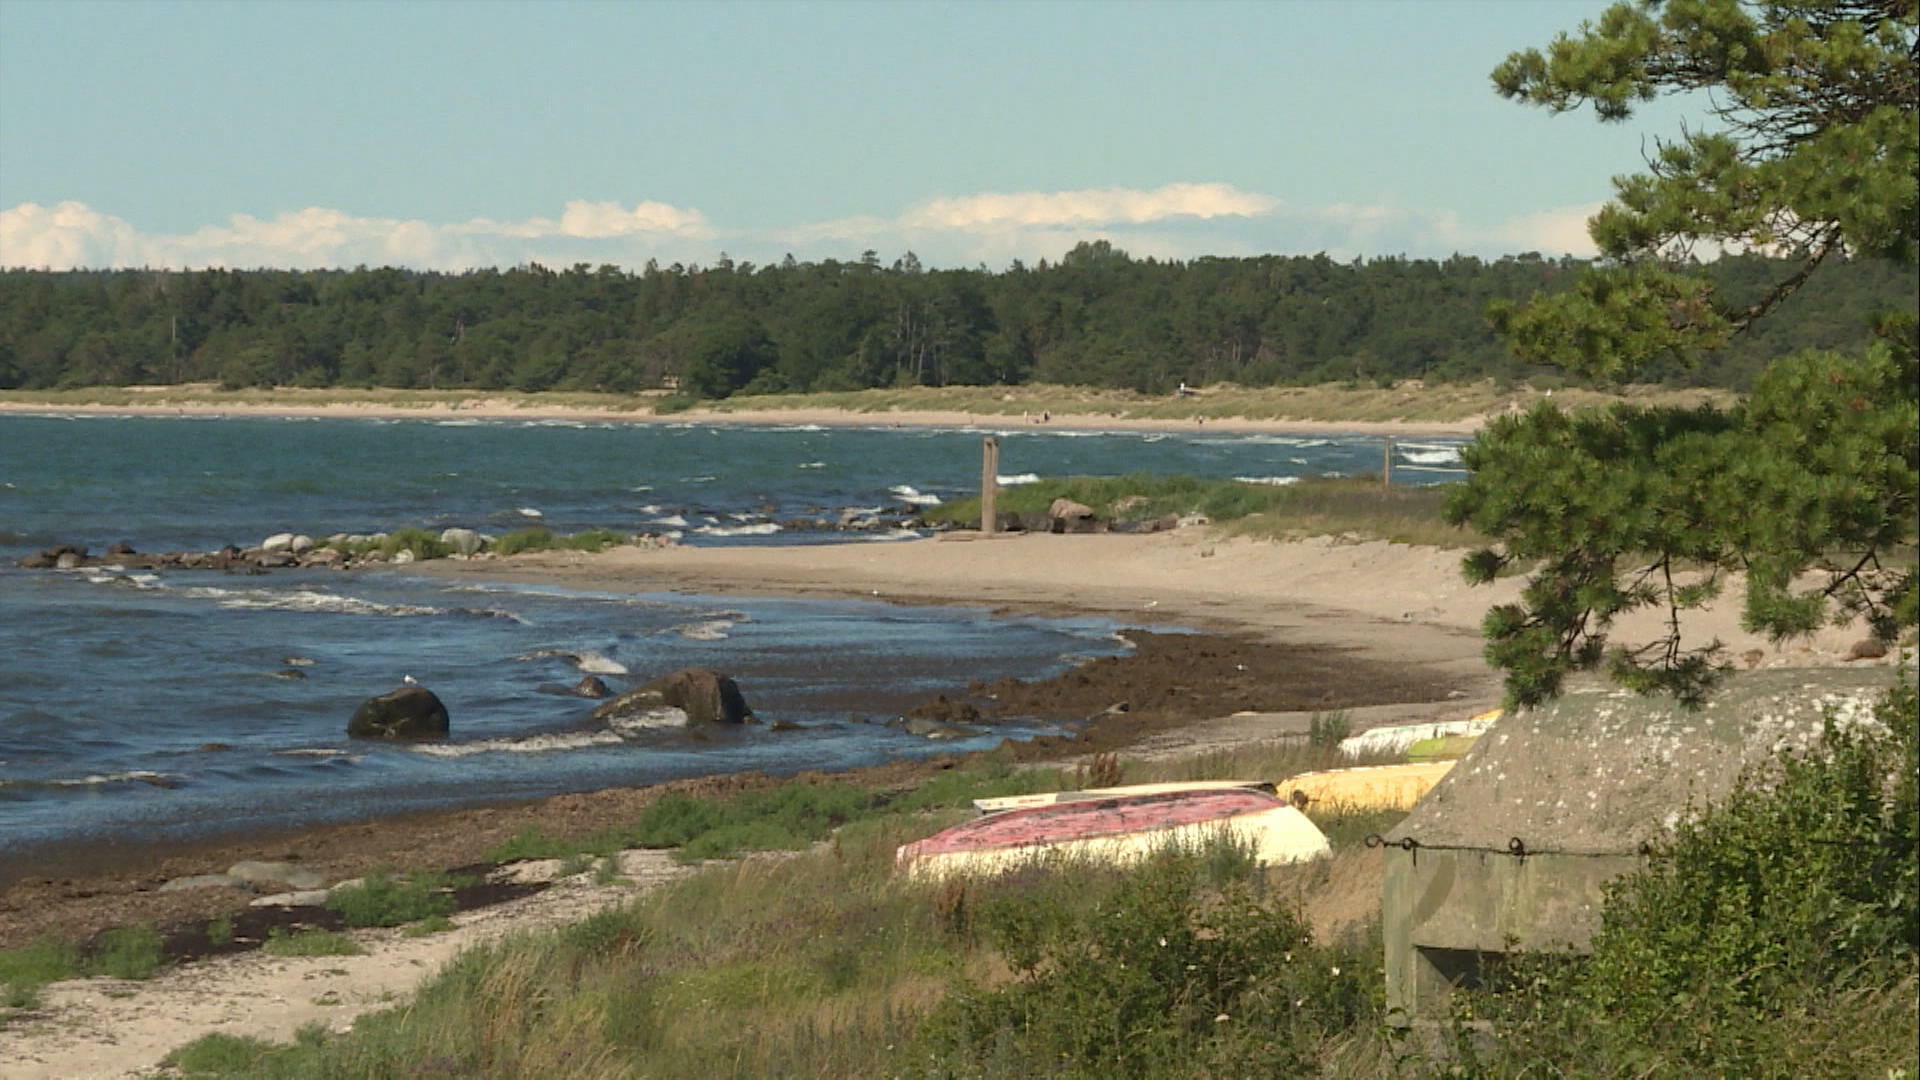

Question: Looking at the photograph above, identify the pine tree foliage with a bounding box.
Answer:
[1451,0,1918,706]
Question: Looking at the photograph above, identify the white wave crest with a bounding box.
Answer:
[798,461,827,469]
[1399,446,1462,465]
[413,731,629,757]
[692,522,781,537]
[512,648,628,675]
[863,529,924,542]
[40,770,181,788]
[1233,475,1301,487]
[174,586,445,617]
[274,748,359,760]
[607,707,691,735]
[573,651,629,675]
[889,485,943,507]
[649,514,689,527]
[516,507,544,518]
[996,473,1040,486]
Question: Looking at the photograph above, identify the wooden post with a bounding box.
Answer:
[981,437,1000,535]
[1383,437,1394,488]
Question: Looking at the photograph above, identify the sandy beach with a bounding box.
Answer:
[0,526,1894,1077]
[0,391,1485,437]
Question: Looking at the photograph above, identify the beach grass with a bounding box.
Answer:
[698,380,1736,424]
[326,870,468,928]
[0,380,1737,426]
[484,764,1080,866]
[923,473,1484,547]
[260,928,365,958]
[155,740,1405,1078]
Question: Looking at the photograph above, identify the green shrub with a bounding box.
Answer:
[1307,709,1351,750]
[1451,679,1920,1078]
[206,914,234,946]
[90,925,164,980]
[0,938,81,993]
[261,928,365,958]
[403,914,456,937]
[161,1032,295,1076]
[493,527,556,557]
[631,783,877,859]
[914,842,1379,1078]
[379,527,451,560]
[326,869,462,927]
[562,528,627,552]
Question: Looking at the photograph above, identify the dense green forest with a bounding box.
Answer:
[0,244,1909,396]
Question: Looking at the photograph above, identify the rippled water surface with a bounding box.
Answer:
[0,413,1464,868]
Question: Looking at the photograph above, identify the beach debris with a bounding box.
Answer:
[158,873,246,893]
[890,715,982,739]
[347,685,451,739]
[250,888,331,908]
[593,668,754,727]
[888,694,985,739]
[227,860,328,891]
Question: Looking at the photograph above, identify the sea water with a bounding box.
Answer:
[0,413,1464,873]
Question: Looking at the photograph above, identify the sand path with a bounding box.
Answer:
[1,853,694,1080]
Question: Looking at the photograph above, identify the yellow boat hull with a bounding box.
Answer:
[1277,760,1456,812]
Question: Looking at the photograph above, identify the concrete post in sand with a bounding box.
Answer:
[1382,437,1394,488]
[981,437,1000,535]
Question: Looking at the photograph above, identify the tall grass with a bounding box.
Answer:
[924,473,1482,547]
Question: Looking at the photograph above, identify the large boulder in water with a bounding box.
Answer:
[593,668,753,726]
[348,685,450,739]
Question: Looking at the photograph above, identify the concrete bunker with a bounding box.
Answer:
[1380,664,1900,1023]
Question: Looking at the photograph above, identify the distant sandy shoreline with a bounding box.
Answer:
[0,395,1485,437]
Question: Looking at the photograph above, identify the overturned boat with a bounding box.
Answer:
[971,779,1275,814]
[1275,760,1457,812]
[898,787,1329,882]
[1336,708,1501,758]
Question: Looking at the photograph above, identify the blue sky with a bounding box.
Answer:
[0,0,1706,271]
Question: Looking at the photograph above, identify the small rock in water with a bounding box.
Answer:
[347,685,450,739]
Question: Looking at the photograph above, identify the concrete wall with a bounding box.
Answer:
[1383,845,1643,1020]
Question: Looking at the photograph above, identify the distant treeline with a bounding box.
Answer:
[0,243,1910,396]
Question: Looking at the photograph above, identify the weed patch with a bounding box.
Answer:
[261,928,365,958]
[326,869,465,927]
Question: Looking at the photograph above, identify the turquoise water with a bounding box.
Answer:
[0,413,1464,876]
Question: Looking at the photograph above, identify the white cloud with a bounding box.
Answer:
[0,200,714,271]
[900,182,1279,230]
[0,188,1603,273]
[0,202,153,269]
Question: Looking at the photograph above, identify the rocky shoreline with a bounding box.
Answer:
[12,495,1183,576]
